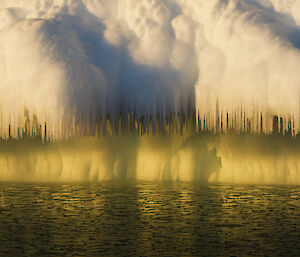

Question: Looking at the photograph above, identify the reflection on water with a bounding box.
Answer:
[0,183,299,256]
[1,134,298,184]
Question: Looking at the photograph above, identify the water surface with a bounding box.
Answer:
[0,182,299,256]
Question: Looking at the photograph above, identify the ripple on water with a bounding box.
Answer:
[0,182,299,256]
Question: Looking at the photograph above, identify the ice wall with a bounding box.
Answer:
[0,0,299,139]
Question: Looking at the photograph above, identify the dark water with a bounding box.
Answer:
[0,182,299,257]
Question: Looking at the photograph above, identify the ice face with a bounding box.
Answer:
[0,0,299,139]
